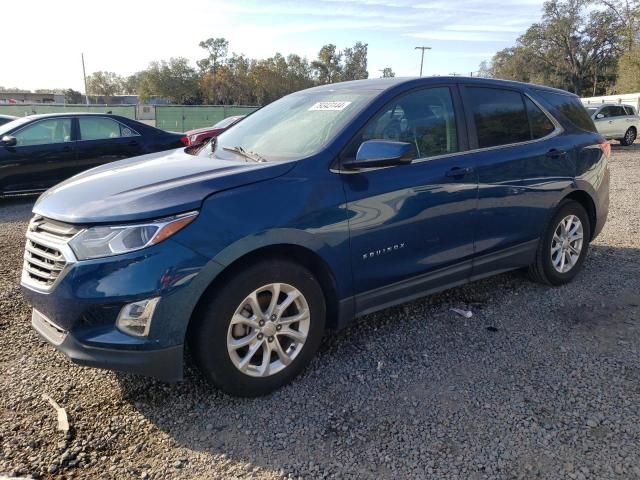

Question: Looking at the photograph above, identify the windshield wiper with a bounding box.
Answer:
[222,146,267,163]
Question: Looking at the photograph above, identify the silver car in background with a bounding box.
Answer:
[587,103,639,146]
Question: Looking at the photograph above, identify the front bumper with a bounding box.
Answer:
[21,236,219,382]
[32,309,184,381]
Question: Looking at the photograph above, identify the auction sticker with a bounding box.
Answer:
[309,101,352,111]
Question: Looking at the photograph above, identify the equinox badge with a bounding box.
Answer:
[362,243,406,260]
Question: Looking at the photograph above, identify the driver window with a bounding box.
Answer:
[14,118,72,147]
[345,87,459,160]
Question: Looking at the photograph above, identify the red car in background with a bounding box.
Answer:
[185,115,245,148]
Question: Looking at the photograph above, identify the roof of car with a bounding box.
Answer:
[586,103,633,108]
[18,112,130,120]
[304,76,576,96]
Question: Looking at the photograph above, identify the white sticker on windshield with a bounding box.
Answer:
[308,101,352,111]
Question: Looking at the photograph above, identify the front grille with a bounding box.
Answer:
[22,216,80,290]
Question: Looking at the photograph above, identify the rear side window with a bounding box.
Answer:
[79,117,138,140]
[525,97,555,139]
[534,90,597,133]
[466,87,530,148]
[623,106,635,116]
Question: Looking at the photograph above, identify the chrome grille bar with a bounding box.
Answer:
[22,216,79,291]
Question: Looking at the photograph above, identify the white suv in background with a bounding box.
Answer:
[586,103,639,146]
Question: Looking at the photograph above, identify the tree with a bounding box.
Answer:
[380,67,395,78]
[312,44,343,83]
[616,44,640,91]
[86,71,123,100]
[120,74,142,95]
[482,0,623,96]
[197,37,229,74]
[64,89,84,104]
[137,58,200,104]
[342,42,369,80]
[600,0,640,50]
[477,60,492,78]
[0,86,30,93]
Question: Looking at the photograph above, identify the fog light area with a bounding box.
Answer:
[116,297,160,337]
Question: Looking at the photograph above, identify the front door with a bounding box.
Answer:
[594,106,619,137]
[339,86,478,313]
[0,117,76,193]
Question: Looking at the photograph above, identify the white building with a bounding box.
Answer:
[581,93,640,111]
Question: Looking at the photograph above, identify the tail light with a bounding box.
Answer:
[597,138,611,159]
[180,136,189,146]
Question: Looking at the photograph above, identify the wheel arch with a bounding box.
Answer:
[187,243,343,341]
[562,189,597,240]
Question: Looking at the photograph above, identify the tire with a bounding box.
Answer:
[620,127,636,146]
[189,258,326,397]
[528,200,591,286]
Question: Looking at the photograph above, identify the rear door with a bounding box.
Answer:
[75,116,144,171]
[0,117,76,193]
[460,85,564,276]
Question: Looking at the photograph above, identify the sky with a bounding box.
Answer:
[4,0,546,91]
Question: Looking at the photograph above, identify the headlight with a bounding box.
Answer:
[189,135,198,144]
[69,211,198,260]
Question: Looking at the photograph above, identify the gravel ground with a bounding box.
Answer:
[1,145,639,480]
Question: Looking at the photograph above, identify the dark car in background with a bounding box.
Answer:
[184,115,245,148]
[0,113,187,195]
[21,77,609,397]
[0,114,17,126]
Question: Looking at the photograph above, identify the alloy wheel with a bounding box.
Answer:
[550,214,584,273]
[227,283,310,377]
[625,128,636,144]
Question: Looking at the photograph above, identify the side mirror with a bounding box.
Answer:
[344,140,415,170]
[1,135,16,147]
[596,113,605,119]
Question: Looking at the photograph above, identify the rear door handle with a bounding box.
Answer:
[445,166,474,178]
[128,140,139,146]
[546,149,567,159]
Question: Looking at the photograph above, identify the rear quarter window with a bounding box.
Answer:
[534,90,597,133]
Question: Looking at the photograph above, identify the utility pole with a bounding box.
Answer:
[81,53,89,105]
[414,46,431,77]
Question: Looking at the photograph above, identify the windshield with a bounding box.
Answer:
[200,89,379,161]
[587,107,598,114]
[0,116,32,136]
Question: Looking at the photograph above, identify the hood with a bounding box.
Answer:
[34,149,295,224]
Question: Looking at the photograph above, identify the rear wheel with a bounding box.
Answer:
[620,127,636,146]
[189,259,326,397]
[528,200,591,286]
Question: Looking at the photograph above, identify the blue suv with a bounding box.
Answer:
[21,77,609,397]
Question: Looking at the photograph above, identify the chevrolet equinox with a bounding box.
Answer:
[21,77,609,397]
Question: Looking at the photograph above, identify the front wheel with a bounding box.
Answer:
[189,259,326,397]
[528,200,591,286]
[620,127,636,146]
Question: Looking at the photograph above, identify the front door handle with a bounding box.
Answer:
[445,166,474,178]
[546,149,567,159]
[128,140,139,146]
